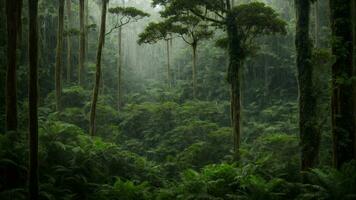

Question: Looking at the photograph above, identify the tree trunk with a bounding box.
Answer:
[117,0,125,110]
[192,43,197,99]
[89,0,107,136]
[314,0,319,48]
[66,0,72,82]
[85,0,89,59]
[16,0,22,46]
[330,0,355,168]
[226,8,241,160]
[55,0,64,111]
[117,26,123,110]
[79,0,85,85]
[166,40,171,88]
[352,0,356,159]
[28,0,39,199]
[295,0,319,171]
[5,0,19,131]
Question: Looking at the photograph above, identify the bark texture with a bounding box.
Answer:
[79,0,85,85]
[89,0,107,136]
[226,3,242,160]
[295,0,319,171]
[330,0,355,168]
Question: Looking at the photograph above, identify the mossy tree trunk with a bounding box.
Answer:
[295,0,319,171]
[330,0,355,168]
[28,0,39,198]
[226,4,242,160]
[5,0,20,131]
[79,0,85,85]
[55,0,65,111]
[89,0,108,136]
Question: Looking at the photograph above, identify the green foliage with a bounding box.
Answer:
[95,178,150,200]
[232,2,287,39]
[109,7,150,18]
[299,162,356,200]
[138,21,186,44]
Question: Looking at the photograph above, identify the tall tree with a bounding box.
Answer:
[313,0,319,48]
[79,0,85,85]
[89,0,108,136]
[16,0,23,46]
[330,0,355,168]
[66,0,72,82]
[5,0,20,131]
[167,15,213,99]
[153,0,286,159]
[138,21,184,88]
[352,0,356,160]
[85,0,89,58]
[295,0,319,171]
[55,0,65,111]
[107,6,149,110]
[28,0,39,198]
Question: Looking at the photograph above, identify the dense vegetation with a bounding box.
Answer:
[0,0,356,199]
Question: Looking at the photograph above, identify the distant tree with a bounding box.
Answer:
[330,0,355,168]
[28,0,39,198]
[138,21,185,88]
[55,0,65,111]
[153,0,286,159]
[165,15,213,99]
[66,0,72,82]
[79,0,85,85]
[107,5,149,110]
[89,0,108,136]
[5,0,21,131]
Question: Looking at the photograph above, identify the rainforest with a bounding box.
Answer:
[0,0,356,199]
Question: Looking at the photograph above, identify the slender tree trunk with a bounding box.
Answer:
[66,0,72,82]
[295,0,319,171]
[16,0,23,46]
[117,0,125,110]
[5,0,19,131]
[117,26,123,110]
[79,0,85,85]
[314,0,319,48]
[55,0,65,111]
[226,4,241,160]
[89,0,107,136]
[28,0,39,199]
[352,0,356,159]
[85,0,89,59]
[192,43,197,99]
[330,0,355,168]
[166,40,171,88]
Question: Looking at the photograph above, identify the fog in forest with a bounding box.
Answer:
[0,0,356,199]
